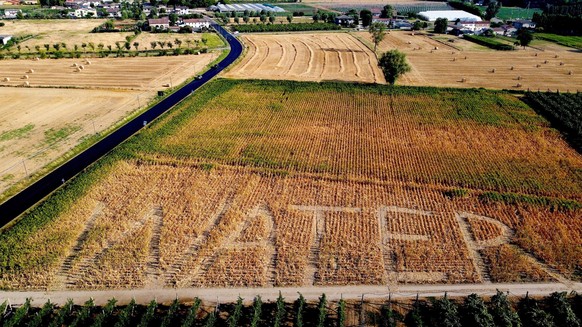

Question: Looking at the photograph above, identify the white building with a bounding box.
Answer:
[70,8,97,18]
[418,10,482,22]
[0,35,13,45]
[183,18,210,31]
[4,9,21,19]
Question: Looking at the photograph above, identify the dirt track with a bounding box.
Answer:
[224,33,385,84]
[1,282,580,306]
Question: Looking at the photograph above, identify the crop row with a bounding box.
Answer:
[1,291,580,327]
[523,91,582,151]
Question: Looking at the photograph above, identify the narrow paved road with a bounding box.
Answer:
[0,21,242,228]
[1,282,580,306]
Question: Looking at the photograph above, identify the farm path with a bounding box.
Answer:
[2,282,581,306]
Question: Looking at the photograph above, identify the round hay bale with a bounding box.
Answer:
[536,64,541,68]
[79,65,84,70]
[34,57,40,61]
[23,75,29,79]
[75,68,81,72]
[461,78,466,83]
[534,53,538,56]
[544,60,548,64]
[517,76,521,80]
[85,60,91,65]
[560,62,564,66]
[27,69,34,73]
[434,46,438,50]
[72,63,78,67]
[3,77,10,82]
[407,41,412,44]
[510,66,514,70]
[569,71,573,75]
[491,68,496,73]
[516,83,522,88]
[555,55,558,58]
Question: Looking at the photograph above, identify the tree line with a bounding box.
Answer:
[0,291,580,326]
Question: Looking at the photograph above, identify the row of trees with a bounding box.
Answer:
[231,22,340,33]
[0,291,580,326]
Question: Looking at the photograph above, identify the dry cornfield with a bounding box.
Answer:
[224,33,385,84]
[0,79,580,291]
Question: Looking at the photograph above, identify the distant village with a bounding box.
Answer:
[0,0,536,38]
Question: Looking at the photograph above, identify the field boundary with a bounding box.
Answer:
[1,282,581,306]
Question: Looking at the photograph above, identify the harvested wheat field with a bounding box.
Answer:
[356,31,582,91]
[0,87,142,194]
[0,19,133,52]
[1,79,580,290]
[0,54,218,90]
[224,33,385,84]
[0,53,217,198]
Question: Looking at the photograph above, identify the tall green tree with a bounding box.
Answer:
[380,4,394,18]
[516,28,533,48]
[489,291,521,327]
[369,22,387,53]
[485,1,501,20]
[434,17,448,33]
[462,294,494,327]
[546,292,581,327]
[518,296,554,327]
[360,9,373,27]
[378,49,411,85]
[431,294,462,327]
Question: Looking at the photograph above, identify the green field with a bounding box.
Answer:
[534,33,582,49]
[477,6,542,20]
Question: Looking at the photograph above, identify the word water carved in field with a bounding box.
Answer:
[60,202,557,288]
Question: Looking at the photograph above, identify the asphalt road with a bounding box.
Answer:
[0,22,242,228]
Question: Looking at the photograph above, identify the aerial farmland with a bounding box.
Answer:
[0,0,581,325]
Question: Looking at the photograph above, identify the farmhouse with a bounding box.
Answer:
[371,17,391,26]
[334,15,355,26]
[183,18,210,31]
[105,7,121,18]
[449,20,490,34]
[512,19,536,29]
[148,16,170,30]
[0,35,13,45]
[3,9,20,19]
[418,10,482,22]
[70,7,97,18]
[492,24,517,36]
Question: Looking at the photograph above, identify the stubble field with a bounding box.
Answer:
[356,31,582,91]
[224,33,385,84]
[0,53,218,196]
[1,79,580,291]
[0,19,224,54]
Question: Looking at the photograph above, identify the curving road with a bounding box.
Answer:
[0,22,242,228]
